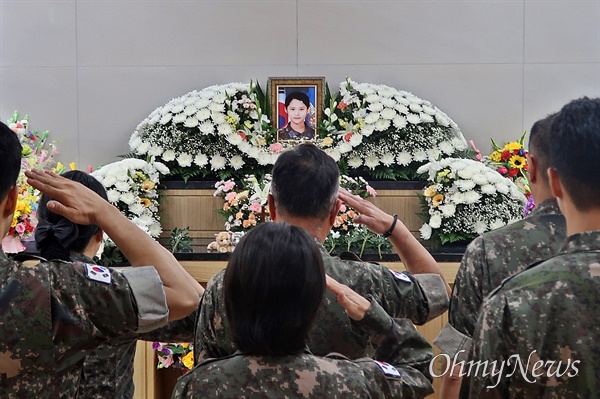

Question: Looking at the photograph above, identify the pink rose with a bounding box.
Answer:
[223,181,235,192]
[269,143,283,154]
[15,224,26,236]
[497,166,508,175]
[225,192,237,202]
[339,204,347,213]
[249,201,262,213]
[366,185,377,197]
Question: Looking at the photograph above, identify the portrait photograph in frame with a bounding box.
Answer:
[268,77,325,142]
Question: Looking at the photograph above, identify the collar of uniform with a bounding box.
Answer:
[530,197,561,217]
[560,230,600,254]
[69,252,94,264]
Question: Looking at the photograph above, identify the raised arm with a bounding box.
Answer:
[338,188,451,297]
[326,275,434,398]
[26,169,200,321]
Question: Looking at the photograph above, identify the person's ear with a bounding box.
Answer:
[527,153,538,184]
[94,229,104,244]
[267,194,277,222]
[2,186,18,219]
[328,199,342,226]
[548,167,563,199]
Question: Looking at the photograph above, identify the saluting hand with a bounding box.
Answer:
[326,274,371,321]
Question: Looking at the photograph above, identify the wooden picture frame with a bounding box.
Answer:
[268,77,325,142]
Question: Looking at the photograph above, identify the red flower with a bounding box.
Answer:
[337,102,348,110]
[344,133,353,142]
[237,131,247,141]
[497,166,508,175]
[508,168,519,177]
[501,150,511,161]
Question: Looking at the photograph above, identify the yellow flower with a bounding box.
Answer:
[504,142,522,151]
[357,118,365,128]
[55,162,64,173]
[244,120,253,129]
[182,351,194,370]
[22,144,32,157]
[258,137,266,146]
[489,150,502,162]
[69,162,77,171]
[509,155,526,169]
[423,185,437,197]
[432,194,444,207]
[140,198,152,207]
[322,137,334,147]
[181,343,189,349]
[142,180,155,191]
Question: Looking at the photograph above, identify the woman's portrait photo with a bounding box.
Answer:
[268,77,325,142]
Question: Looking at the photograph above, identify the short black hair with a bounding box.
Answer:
[285,91,310,109]
[271,143,339,219]
[0,122,22,202]
[528,112,557,184]
[223,222,325,356]
[550,97,600,211]
[36,170,108,260]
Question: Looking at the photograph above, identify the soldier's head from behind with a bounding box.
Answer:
[270,143,340,221]
[223,222,325,356]
[528,112,557,188]
[0,121,23,237]
[549,97,600,213]
[36,170,108,261]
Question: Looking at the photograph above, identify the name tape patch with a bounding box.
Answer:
[390,270,412,283]
[84,263,112,285]
[374,360,402,378]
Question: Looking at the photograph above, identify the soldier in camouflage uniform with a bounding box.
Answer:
[434,113,567,398]
[34,170,203,399]
[195,143,450,363]
[176,223,434,398]
[0,122,201,398]
[461,97,600,398]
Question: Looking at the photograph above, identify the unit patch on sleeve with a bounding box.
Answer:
[373,360,402,378]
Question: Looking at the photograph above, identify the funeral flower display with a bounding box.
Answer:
[152,342,194,370]
[129,82,277,181]
[417,158,526,245]
[484,132,534,215]
[318,78,470,180]
[213,174,272,232]
[2,111,65,253]
[129,78,469,182]
[91,159,168,263]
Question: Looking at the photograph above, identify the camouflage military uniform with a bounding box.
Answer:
[69,254,196,399]
[177,300,434,398]
[460,230,600,398]
[0,250,168,399]
[195,241,448,362]
[434,199,566,361]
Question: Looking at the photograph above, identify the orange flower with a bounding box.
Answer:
[142,180,155,191]
[337,102,348,110]
[140,198,152,207]
[235,211,244,220]
[223,203,230,211]
[432,194,444,207]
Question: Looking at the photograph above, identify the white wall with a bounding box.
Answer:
[1,0,598,169]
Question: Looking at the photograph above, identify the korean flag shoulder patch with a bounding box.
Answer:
[390,269,412,283]
[373,360,402,378]
[84,263,112,285]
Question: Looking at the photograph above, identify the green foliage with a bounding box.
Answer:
[168,227,193,253]
[94,240,125,266]
[324,228,392,258]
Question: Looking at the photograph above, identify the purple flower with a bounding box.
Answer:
[152,342,161,351]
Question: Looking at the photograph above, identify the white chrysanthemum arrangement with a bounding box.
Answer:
[417,158,526,245]
[319,79,469,179]
[129,82,278,181]
[92,158,168,239]
[129,78,469,182]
